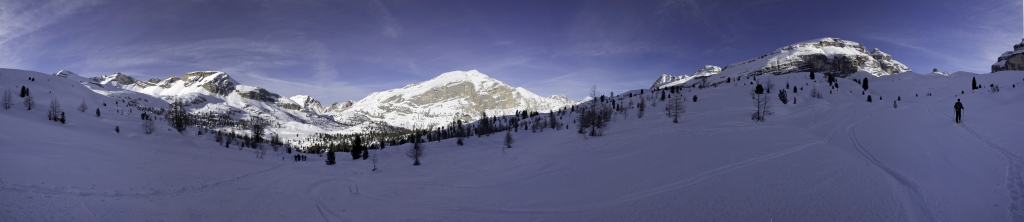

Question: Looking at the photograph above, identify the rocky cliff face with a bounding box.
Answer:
[992,39,1024,73]
[652,38,911,89]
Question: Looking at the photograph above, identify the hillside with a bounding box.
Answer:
[3,67,1023,221]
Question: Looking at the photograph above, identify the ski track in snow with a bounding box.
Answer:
[844,111,937,221]
[0,163,288,198]
[924,102,1024,221]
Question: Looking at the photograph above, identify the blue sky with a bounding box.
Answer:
[0,0,1020,103]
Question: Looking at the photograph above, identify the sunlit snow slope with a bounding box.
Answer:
[2,68,1023,221]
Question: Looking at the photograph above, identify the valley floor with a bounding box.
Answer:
[2,71,1023,221]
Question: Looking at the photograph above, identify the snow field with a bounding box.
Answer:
[1,68,1023,221]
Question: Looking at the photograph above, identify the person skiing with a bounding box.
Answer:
[954,99,964,123]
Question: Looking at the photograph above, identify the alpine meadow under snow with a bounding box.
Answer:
[3,58,1024,221]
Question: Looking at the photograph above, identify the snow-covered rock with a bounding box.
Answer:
[52,70,78,78]
[651,65,722,89]
[991,39,1024,73]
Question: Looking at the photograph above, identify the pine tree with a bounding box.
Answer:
[692,95,697,102]
[862,77,869,91]
[778,90,788,104]
[972,77,978,90]
[326,149,336,165]
[351,135,363,160]
[77,100,87,112]
[867,95,872,102]
[59,112,65,124]
[810,72,815,80]
[361,146,369,160]
[19,86,26,98]
[115,126,120,133]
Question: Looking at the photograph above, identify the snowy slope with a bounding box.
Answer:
[653,38,912,89]
[4,67,1024,221]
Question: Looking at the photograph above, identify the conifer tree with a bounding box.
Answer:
[351,135,363,160]
[972,77,978,90]
[862,77,869,91]
[326,149,336,165]
[778,89,788,104]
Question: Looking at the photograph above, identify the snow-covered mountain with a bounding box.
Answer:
[992,38,1024,73]
[77,69,575,136]
[651,65,722,89]
[288,95,354,115]
[84,71,352,136]
[652,38,911,89]
[340,70,577,129]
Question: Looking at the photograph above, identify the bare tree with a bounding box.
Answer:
[77,100,87,112]
[166,98,188,133]
[407,135,425,165]
[2,88,11,110]
[47,98,62,121]
[371,143,379,171]
[142,115,155,134]
[23,94,34,110]
[664,96,685,123]
[751,80,774,122]
[575,86,613,137]
[637,97,646,118]
[249,116,266,145]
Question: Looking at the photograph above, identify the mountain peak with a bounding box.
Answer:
[53,70,79,78]
[430,70,497,85]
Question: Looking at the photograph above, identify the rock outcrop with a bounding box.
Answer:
[992,39,1024,73]
[651,38,912,89]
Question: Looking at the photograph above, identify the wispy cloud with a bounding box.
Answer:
[865,0,1021,73]
[0,0,101,68]
[369,0,403,39]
